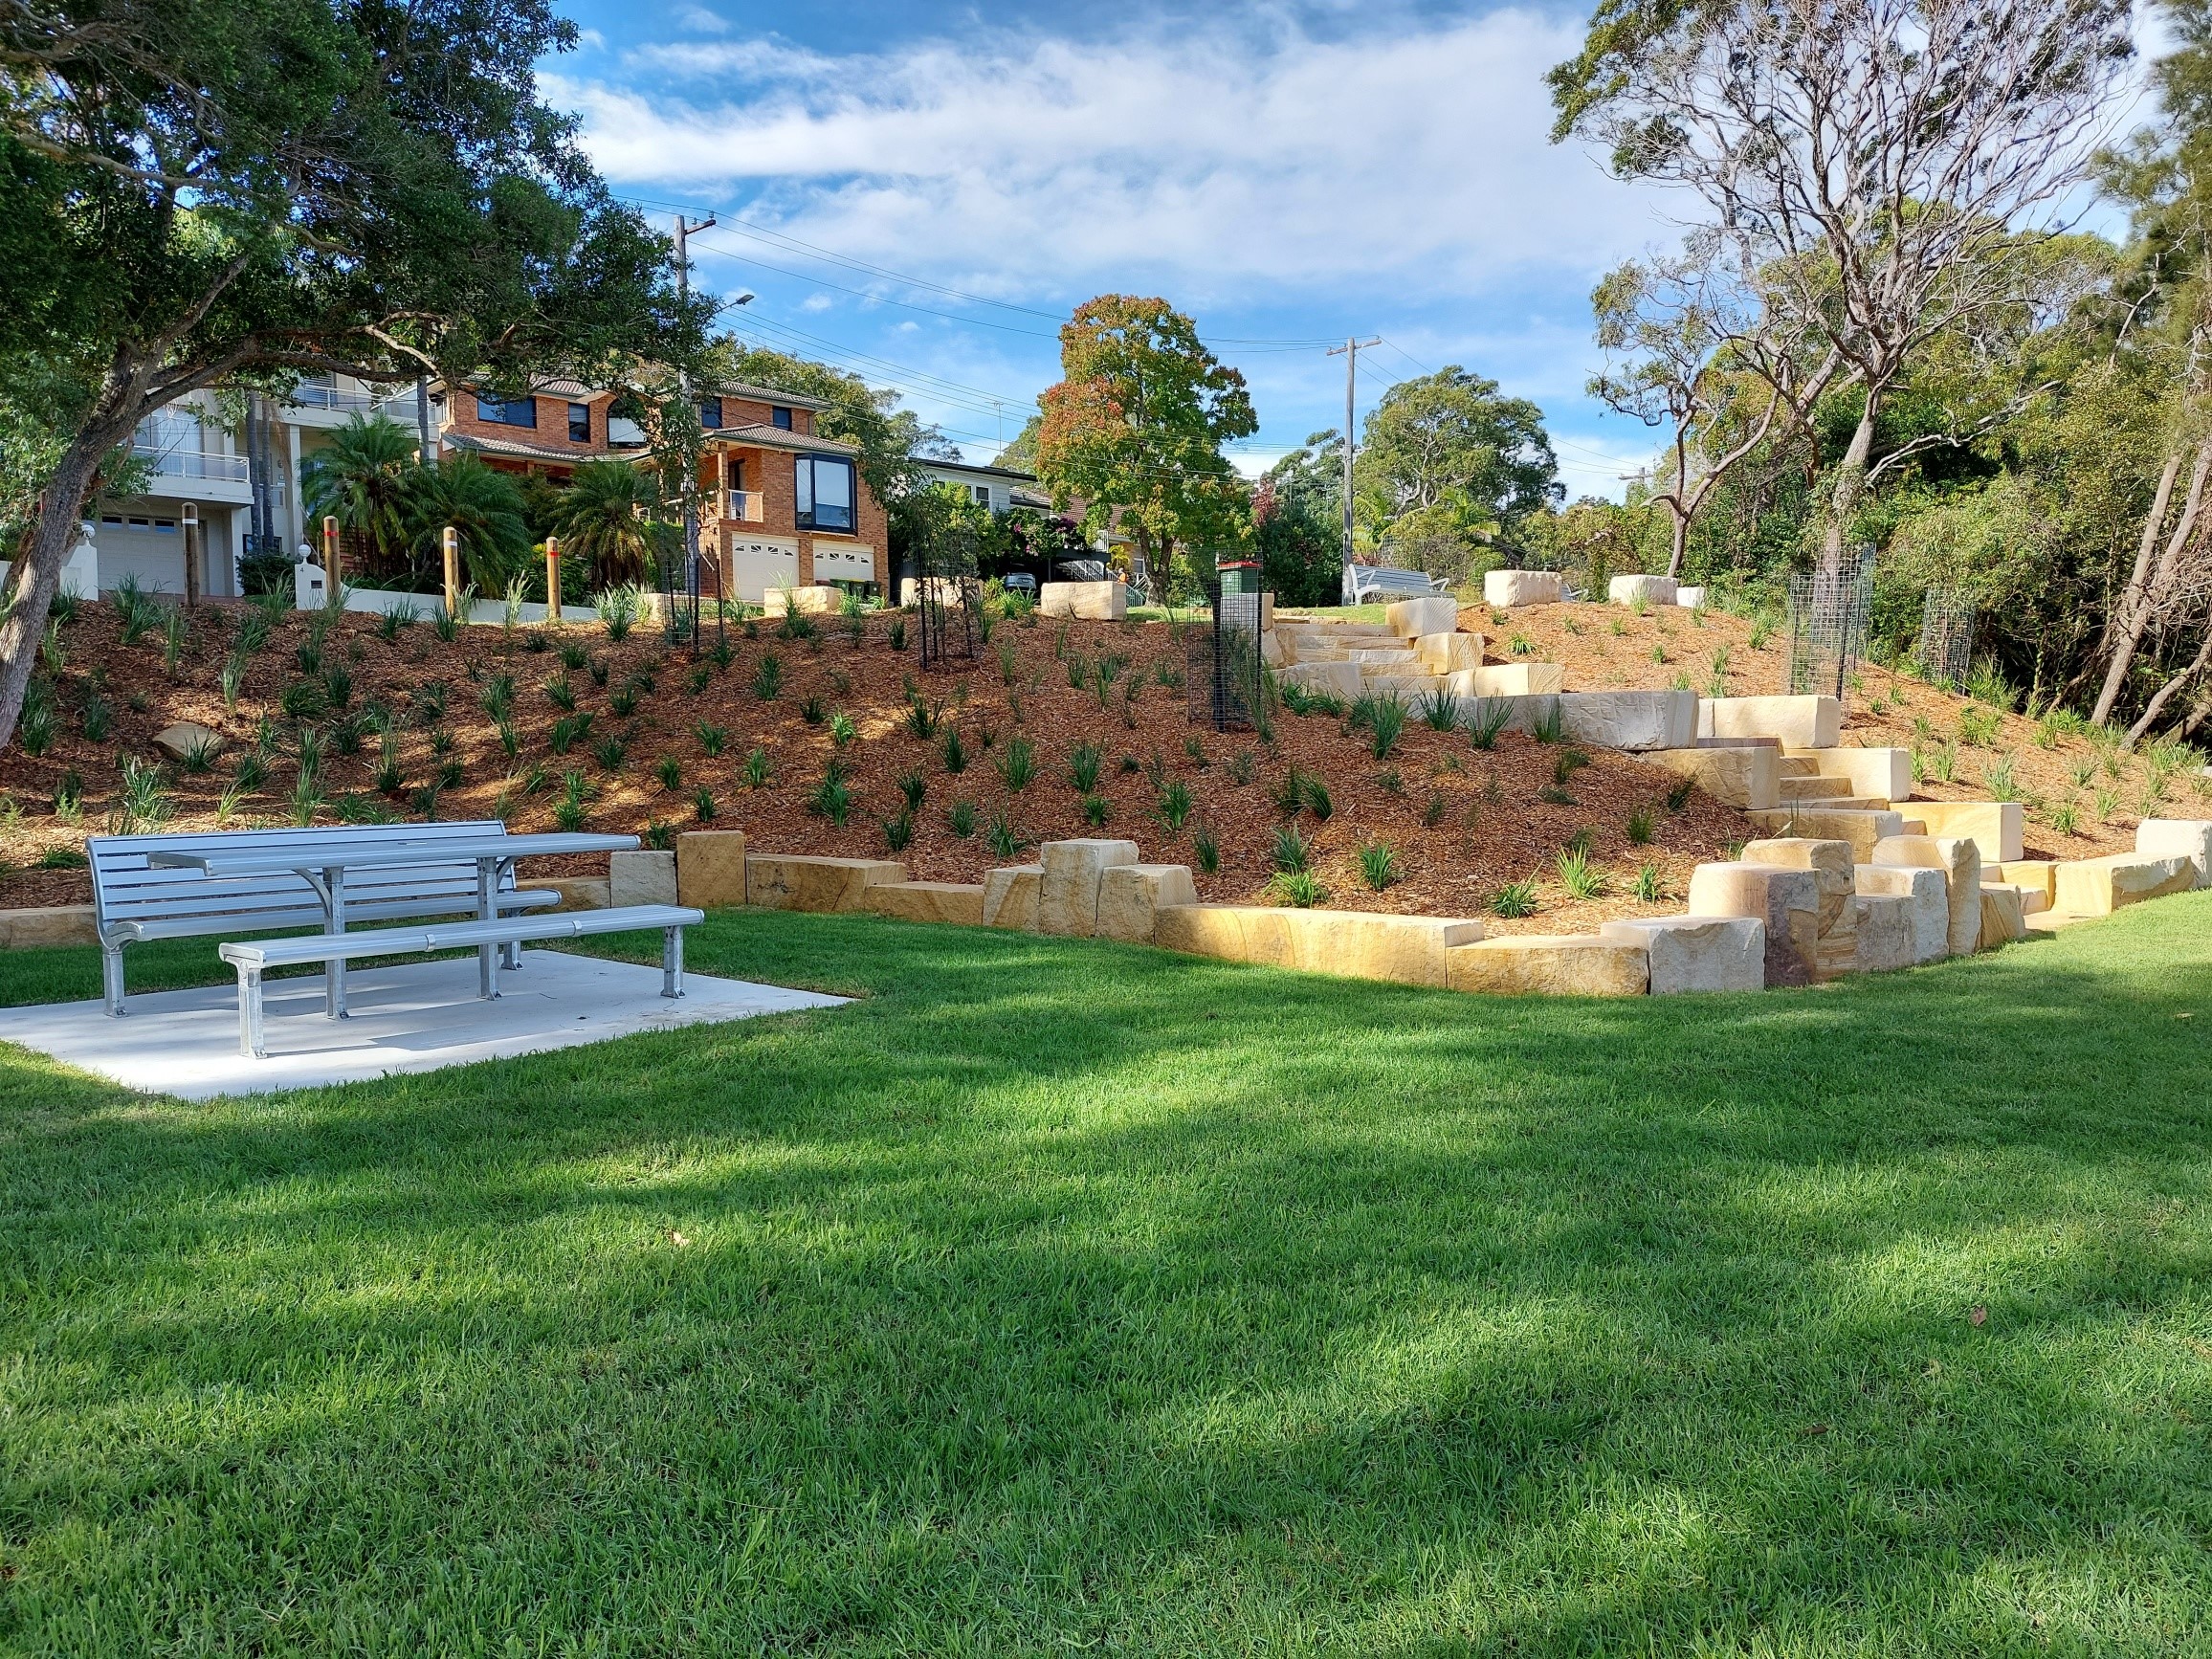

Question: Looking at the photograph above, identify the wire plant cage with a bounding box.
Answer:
[917,524,982,671]
[1185,580,1269,731]
[1915,587,1976,691]
[654,542,703,653]
[1785,544,1876,702]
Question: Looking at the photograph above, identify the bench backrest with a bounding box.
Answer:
[89,822,522,940]
[1349,564,1443,599]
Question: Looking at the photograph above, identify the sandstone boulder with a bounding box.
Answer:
[1483,568,1562,607]
[1039,580,1128,620]
[1852,893,1917,973]
[2052,852,2198,918]
[0,904,98,947]
[545,876,609,912]
[1991,859,2056,914]
[1740,837,1857,980]
[1853,864,1949,964]
[676,830,747,908]
[2136,819,2212,888]
[1558,690,1697,752]
[761,584,843,617]
[1789,746,1910,804]
[1095,863,1200,943]
[1684,862,1822,986]
[745,854,908,914]
[1871,835,1982,957]
[1979,884,2028,946]
[1386,595,1459,639]
[1598,916,1764,993]
[1037,838,1141,937]
[1415,631,1484,674]
[1644,745,1781,810]
[1676,586,1707,608]
[982,865,1043,930]
[1608,573,1679,607]
[151,721,222,763]
[863,881,986,927]
[1445,663,1565,697]
[1743,807,1905,862]
[1446,936,1650,997]
[1279,660,1364,700]
[1152,905,1481,987]
[1908,801,2024,864]
[1698,695,1842,750]
[608,849,677,908]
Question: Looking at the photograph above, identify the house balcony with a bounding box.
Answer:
[284,379,415,429]
[717,489,765,525]
[130,444,256,505]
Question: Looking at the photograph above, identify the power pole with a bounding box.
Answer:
[1325,337,1380,589]
[675,211,717,647]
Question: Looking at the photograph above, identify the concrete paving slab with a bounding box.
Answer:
[0,949,845,1100]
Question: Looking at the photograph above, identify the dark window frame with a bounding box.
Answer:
[699,396,724,431]
[771,406,794,431]
[794,453,856,533]
[476,391,538,429]
[567,402,592,443]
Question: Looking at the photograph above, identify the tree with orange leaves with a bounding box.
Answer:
[1033,296,1258,594]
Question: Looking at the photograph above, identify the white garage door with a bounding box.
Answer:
[97,516,188,596]
[726,534,800,603]
[811,542,876,585]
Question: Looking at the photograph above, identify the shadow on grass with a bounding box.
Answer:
[2,896,2210,1652]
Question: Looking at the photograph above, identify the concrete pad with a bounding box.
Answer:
[1386,595,1459,639]
[2052,852,2198,918]
[1854,864,1949,964]
[0,950,845,1101]
[1446,663,1565,697]
[1979,884,2028,947]
[1872,835,1982,957]
[1685,862,1821,987]
[1415,631,1484,674]
[1038,838,1141,937]
[1644,746,1780,810]
[0,904,98,948]
[1740,838,1856,981]
[676,830,748,908]
[2137,819,2212,888]
[609,850,677,908]
[1446,936,1649,997]
[1852,894,1917,973]
[862,880,986,927]
[1909,801,2024,864]
[1744,807,1906,862]
[1790,745,1911,804]
[1039,580,1128,620]
[1095,863,1200,943]
[745,854,908,914]
[1699,695,1843,749]
[1599,916,1763,993]
[1152,905,1481,987]
[1559,690,1698,752]
[983,865,1043,930]
[1608,573,1678,607]
[1483,568,1561,607]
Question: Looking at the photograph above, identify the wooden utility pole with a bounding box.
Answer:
[675,210,717,651]
[1325,338,1380,586]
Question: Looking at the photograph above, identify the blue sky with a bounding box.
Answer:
[538,3,1765,497]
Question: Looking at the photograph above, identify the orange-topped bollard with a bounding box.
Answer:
[544,535,562,625]
[442,524,460,621]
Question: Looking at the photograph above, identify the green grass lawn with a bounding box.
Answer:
[4,898,2212,1655]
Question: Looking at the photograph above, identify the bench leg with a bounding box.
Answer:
[662,926,685,999]
[237,965,267,1059]
[101,944,127,1016]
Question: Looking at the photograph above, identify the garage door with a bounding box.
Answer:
[97,516,188,596]
[725,534,799,604]
[810,542,876,585]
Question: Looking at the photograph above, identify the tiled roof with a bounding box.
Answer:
[443,431,598,465]
[920,457,1041,484]
[710,381,832,412]
[702,424,860,455]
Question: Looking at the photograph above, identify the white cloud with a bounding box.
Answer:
[552,10,1654,300]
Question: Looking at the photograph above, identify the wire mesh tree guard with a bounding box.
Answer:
[1785,546,1876,701]
[1915,587,1976,691]
[916,524,982,671]
[1185,581,1269,731]
[654,543,702,653]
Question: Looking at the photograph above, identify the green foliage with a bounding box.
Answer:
[741,748,773,790]
[1359,841,1400,891]
[1490,877,1540,918]
[1270,824,1313,874]
[993,736,1036,791]
[553,460,671,588]
[1270,870,1328,908]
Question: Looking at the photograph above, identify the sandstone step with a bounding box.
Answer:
[1779,775,1853,801]
[1778,755,1822,779]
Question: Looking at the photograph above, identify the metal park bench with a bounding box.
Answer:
[90,822,562,1015]
[1343,564,1447,604]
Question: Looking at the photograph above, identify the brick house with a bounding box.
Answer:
[688,383,888,601]
[440,380,625,478]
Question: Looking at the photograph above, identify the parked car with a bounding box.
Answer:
[1002,572,1038,598]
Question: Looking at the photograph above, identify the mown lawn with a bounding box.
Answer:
[3,898,2211,1655]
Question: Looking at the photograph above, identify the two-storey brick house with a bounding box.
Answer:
[688,383,888,602]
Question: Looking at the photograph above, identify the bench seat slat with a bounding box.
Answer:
[100,881,543,924]
[115,890,561,941]
[218,906,702,969]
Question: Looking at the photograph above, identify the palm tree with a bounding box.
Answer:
[405,453,531,595]
[552,458,669,587]
[299,414,416,576]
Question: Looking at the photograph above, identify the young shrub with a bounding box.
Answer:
[1366,694,1408,761]
[1082,793,1112,828]
[805,769,853,826]
[1423,790,1447,828]
[879,809,916,852]
[752,653,784,701]
[608,684,638,719]
[644,820,676,852]
[1359,840,1399,891]
[1271,823,1313,874]
[1490,877,1539,918]
[693,786,718,823]
[1155,777,1194,831]
[1633,862,1665,903]
[1555,846,1607,899]
[1192,825,1221,874]
[1417,687,1458,732]
[1665,776,1695,812]
[1531,700,1565,744]
[984,809,1027,861]
[1228,749,1255,785]
[993,735,1036,790]
[543,673,577,712]
[1626,800,1657,845]
[829,710,857,746]
[896,769,927,811]
[559,640,589,671]
[887,616,907,652]
[1462,697,1513,751]
[1270,870,1327,908]
[742,747,774,789]
[655,754,682,791]
[940,725,969,774]
[2046,799,2082,836]
[1299,773,1333,820]
[947,797,977,837]
[1067,741,1105,792]
[695,720,729,756]
[802,694,827,726]
[592,734,626,772]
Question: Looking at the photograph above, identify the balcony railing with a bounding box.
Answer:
[287,380,412,417]
[718,488,765,524]
[132,444,250,484]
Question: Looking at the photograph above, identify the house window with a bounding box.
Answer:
[794,454,855,532]
[567,402,591,443]
[476,392,537,428]
[972,484,993,508]
[698,396,723,430]
[771,406,793,431]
